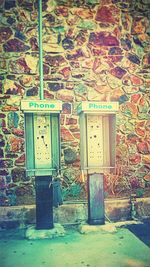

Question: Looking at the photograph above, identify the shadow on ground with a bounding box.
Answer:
[126,218,150,248]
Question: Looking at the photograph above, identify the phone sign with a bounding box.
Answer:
[78,102,119,113]
[21,100,62,112]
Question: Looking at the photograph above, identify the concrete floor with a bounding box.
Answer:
[1,224,150,267]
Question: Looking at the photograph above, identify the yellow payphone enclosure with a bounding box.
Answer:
[21,100,62,176]
[78,101,119,173]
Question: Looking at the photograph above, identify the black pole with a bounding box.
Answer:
[35,176,53,229]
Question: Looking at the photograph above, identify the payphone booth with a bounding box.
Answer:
[21,100,62,229]
[78,102,119,225]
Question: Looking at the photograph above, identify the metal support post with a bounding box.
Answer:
[38,0,44,100]
[35,176,53,229]
[88,173,105,225]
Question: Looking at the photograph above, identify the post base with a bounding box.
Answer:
[26,223,65,239]
[88,218,105,225]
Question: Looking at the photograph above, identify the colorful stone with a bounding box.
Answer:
[15,185,33,197]
[128,53,140,65]
[73,8,93,19]
[133,37,144,47]
[66,82,74,90]
[130,75,144,86]
[66,49,84,60]
[12,128,24,137]
[62,103,71,114]
[0,113,6,118]
[66,16,80,26]
[121,13,132,31]
[95,5,120,24]
[66,117,77,125]
[44,90,55,99]
[18,1,33,11]
[131,94,141,103]
[48,83,64,91]
[45,55,66,66]
[0,27,13,42]
[89,32,119,47]
[121,102,138,118]
[74,84,87,94]
[43,64,50,75]
[62,37,74,50]
[131,17,149,34]
[3,38,30,52]
[59,67,71,80]
[0,139,5,147]
[137,142,149,155]
[108,47,123,55]
[52,26,65,33]
[78,20,96,30]
[15,154,25,166]
[7,16,16,25]
[143,53,150,67]
[4,80,24,95]
[110,66,127,79]
[0,159,13,168]
[6,153,18,158]
[15,30,26,41]
[64,147,77,164]
[26,87,38,96]
[61,127,74,142]
[19,75,34,87]
[0,170,9,177]
[11,168,25,182]
[129,154,141,165]
[30,37,38,51]
[7,112,19,128]
[127,133,139,144]
[25,54,38,74]
[138,97,149,115]
[9,58,31,73]
[5,0,16,9]
[57,89,74,102]
[9,137,24,153]
[0,119,5,127]
[121,38,132,50]
[55,6,69,17]
[143,155,150,164]
[6,96,22,108]
[90,48,106,56]
[0,177,6,190]
[144,173,150,182]
[2,128,11,134]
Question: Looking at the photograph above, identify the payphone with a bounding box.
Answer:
[21,100,62,229]
[78,101,119,225]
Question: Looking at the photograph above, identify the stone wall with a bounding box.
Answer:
[1,198,150,228]
[0,0,150,206]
